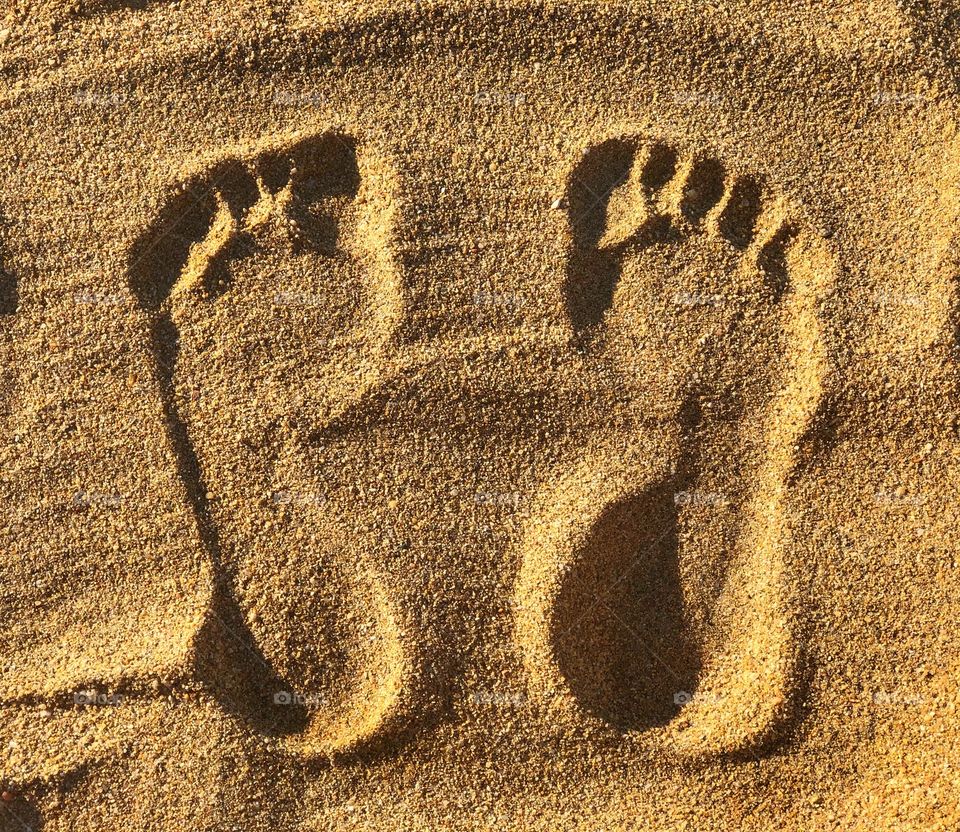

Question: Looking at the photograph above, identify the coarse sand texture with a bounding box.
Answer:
[0,1,959,831]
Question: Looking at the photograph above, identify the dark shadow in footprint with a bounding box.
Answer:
[553,479,701,731]
[756,222,797,303]
[679,158,725,224]
[717,176,762,248]
[639,143,678,197]
[0,794,43,832]
[0,237,18,317]
[565,139,636,334]
[73,0,166,16]
[104,0,155,8]
[129,162,312,738]
[564,140,681,338]
[284,134,362,257]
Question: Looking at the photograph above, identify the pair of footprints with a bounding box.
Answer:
[129,130,831,760]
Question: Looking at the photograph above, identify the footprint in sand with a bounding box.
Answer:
[128,131,412,759]
[515,136,835,758]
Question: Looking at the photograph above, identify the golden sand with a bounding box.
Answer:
[1,0,959,829]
